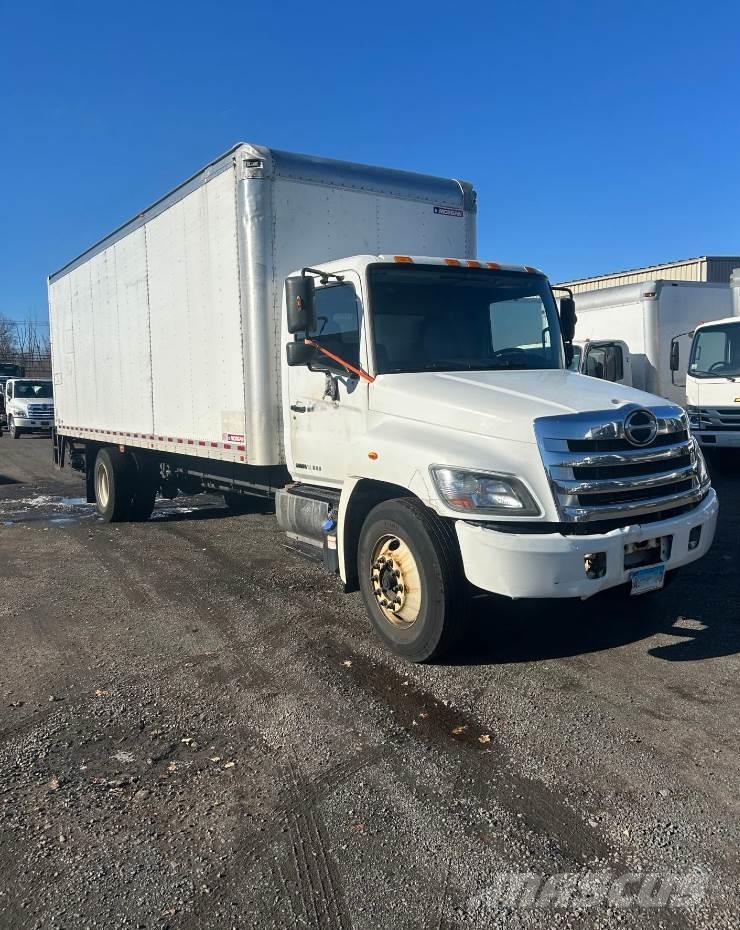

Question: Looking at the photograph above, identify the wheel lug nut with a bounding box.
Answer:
[394,570,401,578]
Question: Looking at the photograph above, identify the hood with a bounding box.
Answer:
[370,369,670,443]
[692,378,740,407]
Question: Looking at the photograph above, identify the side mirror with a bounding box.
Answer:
[564,343,574,368]
[670,339,680,372]
[286,341,317,367]
[559,296,577,343]
[286,276,316,334]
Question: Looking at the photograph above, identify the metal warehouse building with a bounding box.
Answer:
[558,255,740,294]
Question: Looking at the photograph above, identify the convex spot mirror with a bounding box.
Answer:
[286,341,317,367]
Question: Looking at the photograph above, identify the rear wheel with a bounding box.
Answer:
[129,455,159,521]
[130,482,157,521]
[94,448,132,523]
[358,497,464,662]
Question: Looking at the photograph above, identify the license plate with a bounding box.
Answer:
[630,564,665,596]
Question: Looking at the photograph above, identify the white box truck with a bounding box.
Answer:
[3,376,55,438]
[673,270,740,448]
[49,143,718,661]
[566,280,732,404]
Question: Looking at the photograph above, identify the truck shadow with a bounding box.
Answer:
[451,586,740,666]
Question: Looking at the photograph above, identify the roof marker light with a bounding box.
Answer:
[466,260,481,268]
[445,258,461,266]
[394,255,413,263]
[486,261,501,270]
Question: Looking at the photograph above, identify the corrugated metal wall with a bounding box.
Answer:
[558,256,740,294]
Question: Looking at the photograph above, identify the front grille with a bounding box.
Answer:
[27,404,54,418]
[691,406,740,431]
[535,404,711,524]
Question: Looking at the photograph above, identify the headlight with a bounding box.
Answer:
[693,439,709,485]
[686,405,700,430]
[430,465,541,516]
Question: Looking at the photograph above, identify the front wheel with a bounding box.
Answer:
[358,497,464,662]
[8,418,21,439]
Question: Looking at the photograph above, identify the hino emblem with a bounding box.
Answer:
[623,408,659,447]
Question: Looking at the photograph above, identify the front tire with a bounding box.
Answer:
[8,417,21,439]
[358,497,464,662]
[94,448,132,523]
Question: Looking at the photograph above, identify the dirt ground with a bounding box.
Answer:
[0,436,738,930]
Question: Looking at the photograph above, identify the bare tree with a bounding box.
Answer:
[0,314,15,358]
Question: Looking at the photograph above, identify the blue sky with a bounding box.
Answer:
[1,0,738,324]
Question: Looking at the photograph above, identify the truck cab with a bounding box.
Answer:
[280,255,717,657]
[4,377,55,439]
[679,317,740,448]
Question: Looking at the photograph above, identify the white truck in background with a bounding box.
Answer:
[565,280,732,404]
[49,143,718,661]
[3,377,55,438]
[673,270,740,448]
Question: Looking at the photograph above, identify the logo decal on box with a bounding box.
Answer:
[434,206,464,217]
[226,433,245,442]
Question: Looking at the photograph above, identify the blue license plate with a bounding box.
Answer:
[630,564,665,596]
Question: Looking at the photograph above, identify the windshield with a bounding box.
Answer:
[13,380,53,398]
[689,323,740,378]
[368,264,564,374]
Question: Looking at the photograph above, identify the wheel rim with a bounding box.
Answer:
[370,534,422,628]
[96,463,110,509]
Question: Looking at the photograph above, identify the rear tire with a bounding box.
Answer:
[129,454,159,521]
[94,448,132,523]
[358,497,464,662]
[130,482,157,521]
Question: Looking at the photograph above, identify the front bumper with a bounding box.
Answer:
[11,416,53,430]
[455,489,718,599]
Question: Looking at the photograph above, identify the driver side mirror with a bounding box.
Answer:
[559,296,577,343]
[670,339,680,372]
[286,276,316,334]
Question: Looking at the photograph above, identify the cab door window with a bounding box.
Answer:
[585,344,623,382]
[313,284,361,373]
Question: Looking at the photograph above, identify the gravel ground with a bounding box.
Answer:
[0,436,738,930]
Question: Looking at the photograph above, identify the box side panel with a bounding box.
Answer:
[49,273,77,426]
[50,227,154,434]
[657,285,733,402]
[147,166,246,445]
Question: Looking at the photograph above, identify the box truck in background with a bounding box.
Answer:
[49,144,718,661]
[567,280,732,404]
[3,377,54,438]
[674,269,740,448]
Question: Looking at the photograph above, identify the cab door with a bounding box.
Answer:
[582,340,632,386]
[285,271,369,488]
